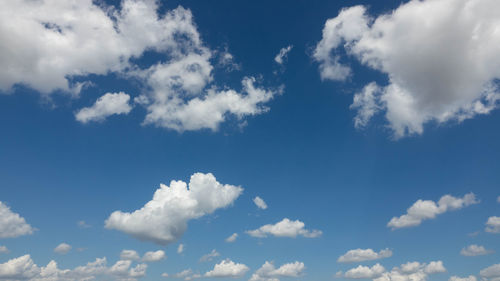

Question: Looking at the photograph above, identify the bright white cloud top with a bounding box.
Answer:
[461,245,493,256]
[253,196,268,210]
[338,248,392,263]
[343,263,386,279]
[204,259,249,278]
[105,173,243,245]
[246,218,322,238]
[0,202,35,239]
[249,261,305,281]
[314,0,500,138]
[53,243,71,255]
[388,193,479,229]
[75,92,133,123]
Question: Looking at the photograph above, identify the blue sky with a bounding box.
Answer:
[0,0,500,281]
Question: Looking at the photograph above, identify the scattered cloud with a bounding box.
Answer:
[249,261,305,281]
[205,259,249,278]
[461,245,493,256]
[178,244,185,254]
[142,250,166,262]
[314,1,500,138]
[75,92,133,123]
[485,216,500,233]
[344,264,385,279]
[388,193,479,229]
[247,218,322,238]
[375,261,445,281]
[253,196,268,210]
[225,233,238,243]
[120,250,140,261]
[54,243,72,255]
[274,45,293,65]
[199,249,220,262]
[0,202,35,238]
[105,172,243,245]
[480,263,500,281]
[338,248,392,263]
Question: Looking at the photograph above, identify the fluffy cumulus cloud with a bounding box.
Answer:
[0,202,35,239]
[449,276,478,281]
[388,193,479,229]
[480,264,500,281]
[1,0,280,131]
[460,245,493,256]
[204,259,249,278]
[485,216,500,233]
[344,264,386,279]
[54,243,71,255]
[120,250,140,261]
[274,45,293,65]
[247,218,322,238]
[142,250,166,262]
[338,248,392,263]
[225,233,238,243]
[338,261,446,280]
[314,0,500,138]
[75,92,133,123]
[199,249,220,262]
[0,254,147,281]
[253,196,268,210]
[249,261,305,281]
[105,172,243,245]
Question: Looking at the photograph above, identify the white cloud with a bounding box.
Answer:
[338,248,392,263]
[200,249,220,262]
[75,92,133,123]
[480,264,500,281]
[225,233,238,243]
[247,218,322,238]
[204,259,249,278]
[461,245,493,256]
[249,261,305,281]
[0,201,35,238]
[0,254,147,281]
[1,0,280,131]
[274,45,293,65]
[388,193,479,229]
[120,250,140,261]
[350,82,382,129]
[105,172,243,245]
[162,273,169,278]
[485,216,500,233]
[449,276,477,281]
[177,244,184,254]
[142,250,166,262]
[173,269,201,281]
[54,243,72,255]
[253,196,268,210]
[314,0,500,138]
[373,261,446,281]
[0,246,8,254]
[344,264,386,279]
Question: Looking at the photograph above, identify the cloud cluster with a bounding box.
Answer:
[314,0,500,137]
[340,261,445,281]
[0,254,147,281]
[247,218,322,238]
[0,202,35,238]
[388,193,478,229]
[249,261,305,281]
[105,173,243,245]
[204,259,249,278]
[338,248,392,263]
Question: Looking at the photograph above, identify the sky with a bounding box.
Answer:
[0,0,500,280]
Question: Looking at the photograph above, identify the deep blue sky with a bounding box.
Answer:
[0,0,499,281]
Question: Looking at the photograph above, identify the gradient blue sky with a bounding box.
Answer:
[0,0,499,281]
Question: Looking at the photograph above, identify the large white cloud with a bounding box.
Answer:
[388,193,478,229]
[204,259,249,278]
[1,0,280,131]
[0,254,147,281]
[249,261,305,281]
[75,92,133,123]
[105,172,243,245]
[460,245,493,256]
[314,0,500,138]
[0,202,35,239]
[246,218,322,238]
[338,248,392,263]
[485,216,500,233]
